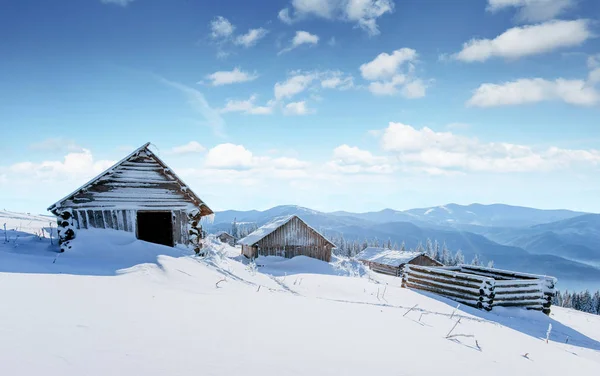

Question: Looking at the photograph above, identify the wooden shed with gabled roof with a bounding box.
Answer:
[48,142,213,253]
[357,247,443,276]
[238,215,335,262]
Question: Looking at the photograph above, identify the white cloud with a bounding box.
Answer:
[588,54,600,69]
[204,144,309,173]
[283,101,311,115]
[368,74,406,95]
[360,48,427,98]
[401,79,427,99]
[278,30,319,54]
[328,145,393,174]
[274,73,317,100]
[453,20,591,63]
[220,95,274,115]
[278,8,294,24]
[486,0,575,22]
[100,0,134,6]
[9,149,115,181]
[278,0,394,36]
[467,78,600,107]
[234,28,269,47]
[333,144,388,166]
[204,68,258,86]
[320,71,354,89]
[588,54,600,84]
[378,122,600,173]
[165,141,206,155]
[205,144,254,170]
[328,36,336,46]
[360,48,417,80]
[210,16,235,39]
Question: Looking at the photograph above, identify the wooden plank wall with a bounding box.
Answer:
[72,209,136,233]
[71,208,189,245]
[402,264,555,314]
[402,264,495,311]
[254,217,332,262]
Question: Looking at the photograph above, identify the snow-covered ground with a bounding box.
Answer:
[1,211,599,375]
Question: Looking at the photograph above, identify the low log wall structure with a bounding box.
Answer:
[402,264,556,315]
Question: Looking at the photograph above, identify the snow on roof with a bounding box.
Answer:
[356,247,424,267]
[47,143,213,216]
[237,215,295,246]
[237,215,335,247]
[215,231,234,238]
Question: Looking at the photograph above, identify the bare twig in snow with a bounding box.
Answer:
[446,318,462,338]
[450,304,460,320]
[216,278,227,288]
[403,304,418,317]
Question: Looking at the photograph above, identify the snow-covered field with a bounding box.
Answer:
[1,211,599,375]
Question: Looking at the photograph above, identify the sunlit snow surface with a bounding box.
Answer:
[0,211,599,376]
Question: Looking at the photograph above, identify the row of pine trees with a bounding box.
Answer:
[327,234,491,267]
[553,290,600,316]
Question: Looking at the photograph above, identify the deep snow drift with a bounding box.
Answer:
[1,212,599,376]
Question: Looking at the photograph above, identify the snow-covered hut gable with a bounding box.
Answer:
[357,247,442,276]
[215,231,236,246]
[239,215,335,262]
[47,142,213,253]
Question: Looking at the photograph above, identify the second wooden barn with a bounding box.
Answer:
[357,247,442,276]
[238,215,335,262]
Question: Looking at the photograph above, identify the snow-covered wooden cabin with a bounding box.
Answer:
[215,231,236,246]
[357,247,442,276]
[238,215,335,262]
[47,143,213,253]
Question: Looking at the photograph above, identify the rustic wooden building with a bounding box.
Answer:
[215,231,236,246]
[357,247,443,276]
[238,215,334,262]
[47,143,213,253]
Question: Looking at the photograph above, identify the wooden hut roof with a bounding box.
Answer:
[356,247,426,267]
[237,215,335,247]
[47,142,213,216]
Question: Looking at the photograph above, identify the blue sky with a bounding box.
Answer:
[1,0,600,214]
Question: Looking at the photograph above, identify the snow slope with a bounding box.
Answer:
[1,214,599,375]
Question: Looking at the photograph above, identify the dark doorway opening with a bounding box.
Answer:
[136,211,173,246]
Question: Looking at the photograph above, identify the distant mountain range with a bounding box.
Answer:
[206,203,600,291]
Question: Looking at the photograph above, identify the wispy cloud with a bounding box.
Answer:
[278,31,319,55]
[157,76,226,137]
[220,95,274,115]
[234,28,269,47]
[100,0,135,6]
[203,68,258,86]
[360,48,428,98]
[210,16,235,39]
[29,138,83,153]
[278,0,394,36]
[450,20,591,63]
[165,141,206,155]
[486,0,576,22]
[283,101,312,115]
